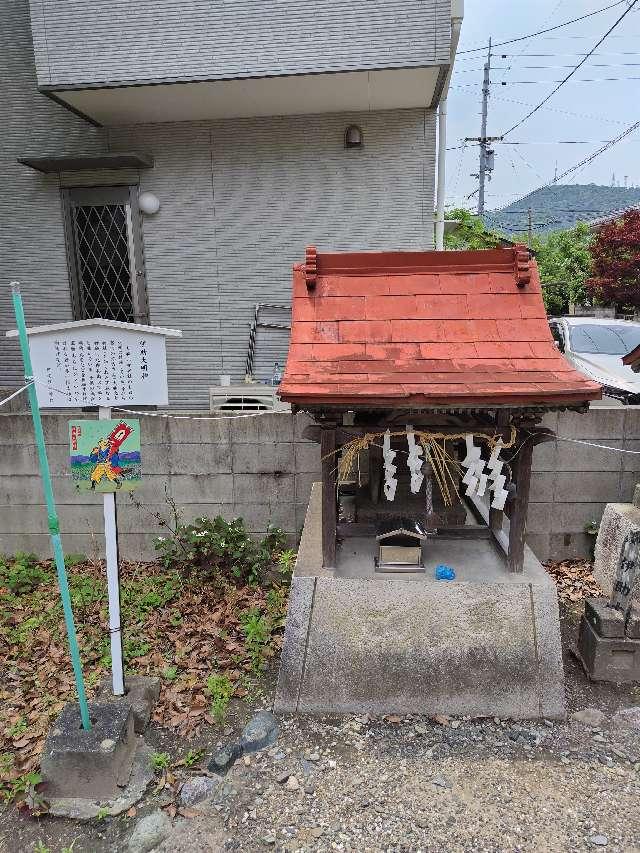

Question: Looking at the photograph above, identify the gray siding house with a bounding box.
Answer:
[1,0,462,409]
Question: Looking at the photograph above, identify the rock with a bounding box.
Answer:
[207,742,242,776]
[432,775,452,789]
[612,707,640,732]
[276,771,291,784]
[308,752,320,762]
[571,708,605,728]
[285,775,299,791]
[262,835,276,846]
[179,775,222,806]
[304,783,315,794]
[240,711,279,755]
[127,810,172,853]
[589,834,608,846]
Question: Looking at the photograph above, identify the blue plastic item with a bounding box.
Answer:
[435,564,456,581]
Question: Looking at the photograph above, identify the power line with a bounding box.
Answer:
[500,0,639,137]
[451,75,640,87]
[491,95,629,124]
[457,1,629,55]
[491,118,640,212]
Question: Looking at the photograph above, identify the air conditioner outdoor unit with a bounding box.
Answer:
[209,383,291,413]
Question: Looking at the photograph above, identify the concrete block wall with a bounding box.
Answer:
[528,408,640,561]
[0,411,320,561]
[0,406,637,563]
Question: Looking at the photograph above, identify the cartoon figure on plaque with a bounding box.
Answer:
[69,419,141,493]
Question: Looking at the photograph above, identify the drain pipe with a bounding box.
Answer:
[435,5,464,250]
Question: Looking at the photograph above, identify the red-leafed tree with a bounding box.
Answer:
[586,209,640,310]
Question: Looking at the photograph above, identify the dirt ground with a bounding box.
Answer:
[1,605,639,853]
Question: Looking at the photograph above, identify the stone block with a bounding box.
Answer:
[233,472,295,505]
[622,441,640,474]
[584,597,625,638]
[548,532,592,561]
[525,533,551,563]
[577,615,640,682]
[274,577,316,713]
[531,440,557,473]
[551,503,607,535]
[97,676,161,733]
[526,502,552,534]
[594,503,640,602]
[230,412,294,443]
[554,471,621,504]
[557,408,625,440]
[170,442,232,475]
[293,411,317,443]
[557,440,622,472]
[277,574,565,719]
[231,442,294,474]
[294,442,321,474]
[40,701,136,800]
[231,503,296,533]
[170,474,234,504]
[625,601,640,639]
[294,473,320,506]
[529,472,555,504]
[167,415,229,445]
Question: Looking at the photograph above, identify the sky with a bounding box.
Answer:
[446,0,640,214]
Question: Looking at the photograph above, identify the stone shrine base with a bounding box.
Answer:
[275,484,566,719]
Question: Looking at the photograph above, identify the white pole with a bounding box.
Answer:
[98,406,125,696]
[435,96,448,251]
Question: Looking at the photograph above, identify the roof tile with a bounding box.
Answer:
[281,247,601,407]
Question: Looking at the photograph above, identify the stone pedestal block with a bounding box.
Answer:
[40,702,136,800]
[584,597,625,638]
[594,503,640,603]
[97,675,161,733]
[577,616,640,683]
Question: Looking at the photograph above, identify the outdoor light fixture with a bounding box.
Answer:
[344,125,364,149]
[138,191,160,215]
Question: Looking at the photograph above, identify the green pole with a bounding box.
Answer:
[10,282,91,730]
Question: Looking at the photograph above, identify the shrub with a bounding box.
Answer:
[153,515,286,585]
[206,673,234,723]
[0,553,50,595]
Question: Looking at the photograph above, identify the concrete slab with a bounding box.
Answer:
[275,488,566,719]
[584,597,625,638]
[41,701,136,800]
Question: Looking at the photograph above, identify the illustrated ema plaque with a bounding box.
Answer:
[6,318,182,408]
[70,419,141,493]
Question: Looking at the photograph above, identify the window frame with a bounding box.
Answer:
[61,185,149,325]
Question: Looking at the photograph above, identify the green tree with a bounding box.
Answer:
[443,208,504,250]
[533,222,593,315]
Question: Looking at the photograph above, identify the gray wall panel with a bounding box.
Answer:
[0,0,105,389]
[1,2,437,410]
[29,1,452,88]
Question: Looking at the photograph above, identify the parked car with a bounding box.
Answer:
[548,316,640,404]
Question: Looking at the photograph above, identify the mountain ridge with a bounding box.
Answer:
[485,184,640,235]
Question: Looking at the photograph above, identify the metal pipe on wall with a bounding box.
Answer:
[435,5,464,251]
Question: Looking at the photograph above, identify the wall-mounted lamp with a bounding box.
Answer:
[344,124,364,149]
[138,191,160,215]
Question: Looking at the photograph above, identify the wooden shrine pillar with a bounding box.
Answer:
[490,411,510,534]
[320,425,337,569]
[507,430,534,573]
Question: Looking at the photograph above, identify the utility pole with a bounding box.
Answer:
[528,207,533,248]
[478,39,491,215]
[465,39,502,215]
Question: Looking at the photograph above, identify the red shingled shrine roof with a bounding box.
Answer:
[279,246,602,408]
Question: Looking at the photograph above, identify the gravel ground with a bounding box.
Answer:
[3,607,640,853]
[158,709,640,853]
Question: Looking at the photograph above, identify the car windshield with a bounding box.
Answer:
[569,323,640,356]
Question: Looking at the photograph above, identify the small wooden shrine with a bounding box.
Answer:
[279,245,601,574]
